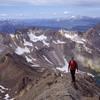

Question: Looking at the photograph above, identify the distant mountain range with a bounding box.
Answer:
[0,16,100,33]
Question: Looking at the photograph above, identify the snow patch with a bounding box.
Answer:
[0,85,14,100]
[32,58,37,61]
[28,55,37,61]
[59,30,85,44]
[53,40,66,44]
[65,33,75,39]
[28,32,47,42]
[4,94,14,100]
[10,34,15,38]
[0,89,4,93]
[53,41,57,44]
[83,44,92,54]
[56,57,68,73]
[0,85,8,93]
[15,35,19,40]
[35,46,38,50]
[32,64,40,67]
[82,38,86,42]
[25,56,32,63]
[87,73,94,77]
[23,39,33,46]
[15,47,30,55]
[42,40,49,47]
[28,32,49,47]
[77,71,94,77]
[65,33,84,44]
[43,55,53,64]
[9,44,13,47]
[4,94,10,100]
[57,40,66,44]
[0,85,8,90]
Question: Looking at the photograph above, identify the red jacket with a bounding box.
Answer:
[68,60,78,70]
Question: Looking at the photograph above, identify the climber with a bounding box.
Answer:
[68,57,78,83]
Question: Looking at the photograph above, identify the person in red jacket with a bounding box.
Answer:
[68,57,78,83]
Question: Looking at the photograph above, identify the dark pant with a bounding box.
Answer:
[70,70,76,82]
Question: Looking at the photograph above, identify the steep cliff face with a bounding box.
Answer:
[81,23,100,71]
[84,22,100,50]
[0,52,42,99]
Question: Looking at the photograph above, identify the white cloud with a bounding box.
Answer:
[53,12,57,15]
[0,0,100,6]
[0,14,8,17]
[0,0,63,5]
[74,0,100,6]
[16,13,24,17]
[64,11,68,15]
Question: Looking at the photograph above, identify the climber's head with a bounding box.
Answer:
[71,57,74,60]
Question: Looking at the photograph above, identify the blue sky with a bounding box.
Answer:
[0,0,100,19]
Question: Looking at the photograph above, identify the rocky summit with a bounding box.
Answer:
[0,23,100,100]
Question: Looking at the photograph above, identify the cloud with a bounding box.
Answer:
[64,11,68,15]
[0,14,8,17]
[0,13,25,18]
[0,0,30,6]
[16,13,24,17]
[53,12,57,15]
[74,0,100,6]
[0,0,100,6]
[0,0,63,6]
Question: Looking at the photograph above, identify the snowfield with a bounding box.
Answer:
[64,33,85,44]
[28,32,47,42]
[23,39,33,46]
[15,46,30,55]
[56,57,68,73]
[59,29,86,44]
[53,40,66,44]
[43,55,53,64]
[25,56,32,63]
[10,34,15,38]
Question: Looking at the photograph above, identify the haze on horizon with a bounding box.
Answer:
[0,0,100,19]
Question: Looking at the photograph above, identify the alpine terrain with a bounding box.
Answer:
[0,23,100,100]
